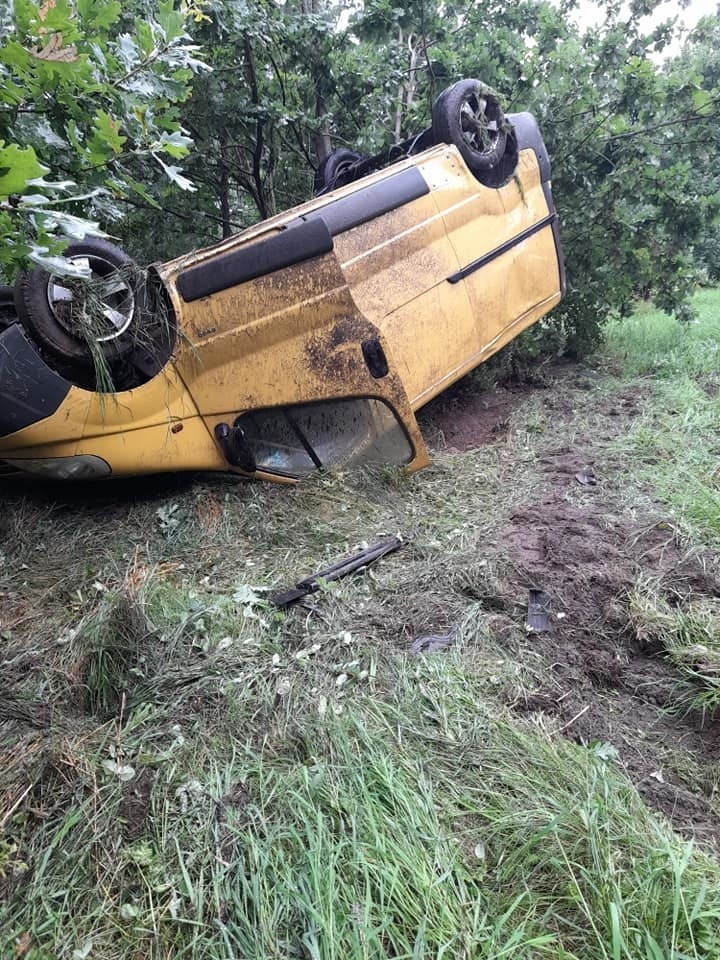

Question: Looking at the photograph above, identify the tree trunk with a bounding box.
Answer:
[218,130,232,238]
[242,33,273,220]
[300,0,332,164]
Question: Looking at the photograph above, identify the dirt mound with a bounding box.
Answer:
[498,447,720,845]
[418,384,527,449]
[417,362,621,451]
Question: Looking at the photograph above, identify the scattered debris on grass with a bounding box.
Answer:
[270,535,403,607]
[575,466,598,485]
[409,625,458,655]
[2,292,720,956]
[526,588,551,632]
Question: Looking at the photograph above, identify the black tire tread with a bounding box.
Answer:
[14,238,143,364]
[432,78,511,183]
[314,148,366,195]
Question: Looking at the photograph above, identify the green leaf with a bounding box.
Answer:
[93,111,127,154]
[77,0,121,30]
[31,0,77,38]
[0,142,48,197]
[153,153,196,191]
[116,33,139,71]
[155,129,193,159]
[643,933,664,960]
[128,179,161,209]
[692,87,714,115]
[156,0,185,43]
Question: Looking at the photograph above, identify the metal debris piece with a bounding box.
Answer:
[526,588,551,632]
[575,467,597,486]
[270,536,402,607]
[409,626,458,656]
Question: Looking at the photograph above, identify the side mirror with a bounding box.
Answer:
[214,422,257,473]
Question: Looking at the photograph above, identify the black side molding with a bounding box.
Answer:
[177,217,334,304]
[176,166,430,303]
[0,324,71,438]
[448,213,557,284]
[303,166,429,236]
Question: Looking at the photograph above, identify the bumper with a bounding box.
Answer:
[0,324,71,439]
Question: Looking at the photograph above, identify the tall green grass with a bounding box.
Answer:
[605,289,720,546]
[629,577,720,718]
[4,626,720,959]
[606,289,720,380]
[213,673,720,960]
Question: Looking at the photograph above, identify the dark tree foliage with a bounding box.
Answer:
[0,0,208,278]
[1,0,718,353]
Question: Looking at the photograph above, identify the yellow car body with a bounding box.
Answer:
[0,111,563,483]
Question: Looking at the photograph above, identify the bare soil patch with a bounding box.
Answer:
[120,767,156,842]
[417,361,639,451]
[418,365,720,844]
[418,382,530,449]
[501,449,720,844]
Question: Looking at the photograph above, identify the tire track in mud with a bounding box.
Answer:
[422,367,720,844]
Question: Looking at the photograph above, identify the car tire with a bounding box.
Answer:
[14,238,146,366]
[432,78,509,177]
[314,148,366,195]
[0,284,17,330]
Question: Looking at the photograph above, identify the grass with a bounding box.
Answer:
[602,289,720,715]
[5,590,720,959]
[2,289,720,958]
[605,291,720,547]
[605,289,720,381]
[629,577,720,718]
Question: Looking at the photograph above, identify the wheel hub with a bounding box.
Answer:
[47,254,135,343]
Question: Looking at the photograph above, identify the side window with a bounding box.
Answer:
[235,398,413,478]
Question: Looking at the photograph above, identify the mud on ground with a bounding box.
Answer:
[2,359,718,858]
[421,366,720,846]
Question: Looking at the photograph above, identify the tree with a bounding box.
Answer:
[666,14,720,284]
[5,0,717,357]
[0,0,208,281]
[173,0,347,237]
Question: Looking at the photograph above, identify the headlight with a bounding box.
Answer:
[3,455,111,480]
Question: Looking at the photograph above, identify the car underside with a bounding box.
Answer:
[0,79,564,483]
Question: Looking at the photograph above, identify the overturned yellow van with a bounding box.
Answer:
[0,80,564,483]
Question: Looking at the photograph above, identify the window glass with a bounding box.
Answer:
[236,398,413,477]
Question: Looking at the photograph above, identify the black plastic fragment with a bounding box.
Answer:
[409,627,458,656]
[271,536,402,607]
[527,589,551,632]
[575,467,597,486]
[0,324,71,438]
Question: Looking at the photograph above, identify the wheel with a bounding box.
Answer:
[314,148,366,195]
[14,238,146,366]
[432,79,508,176]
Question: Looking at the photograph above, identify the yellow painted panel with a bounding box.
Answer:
[1,416,224,476]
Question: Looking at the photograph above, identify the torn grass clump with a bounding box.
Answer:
[50,263,176,393]
[629,577,720,717]
[78,590,155,718]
